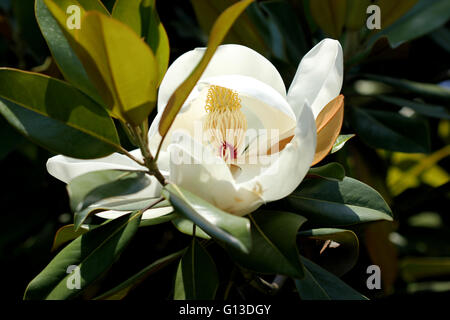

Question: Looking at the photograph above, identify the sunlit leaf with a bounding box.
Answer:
[44,0,159,125]
[51,224,90,252]
[112,0,169,85]
[345,0,371,30]
[331,134,355,153]
[35,0,108,105]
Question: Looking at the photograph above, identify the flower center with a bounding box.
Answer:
[203,85,247,163]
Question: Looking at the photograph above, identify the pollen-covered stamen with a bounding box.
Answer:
[203,85,247,163]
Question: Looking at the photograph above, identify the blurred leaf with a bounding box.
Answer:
[190,0,267,53]
[0,69,120,158]
[429,27,450,53]
[12,0,48,58]
[225,211,306,279]
[377,95,450,120]
[259,0,308,63]
[112,0,169,85]
[364,221,398,294]
[363,74,450,101]
[158,0,254,138]
[287,176,393,227]
[312,95,344,165]
[309,0,347,39]
[349,108,431,153]
[95,249,185,300]
[298,228,359,276]
[35,0,108,105]
[0,115,25,160]
[24,211,141,300]
[400,257,450,282]
[387,146,450,196]
[331,134,355,153]
[44,0,159,125]
[51,224,89,252]
[368,0,450,48]
[67,170,151,230]
[308,162,345,181]
[162,184,252,254]
[295,256,367,300]
[174,240,218,300]
[375,0,418,28]
[345,0,370,30]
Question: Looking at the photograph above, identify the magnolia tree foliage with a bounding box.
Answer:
[0,0,449,301]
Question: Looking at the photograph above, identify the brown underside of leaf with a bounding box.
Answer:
[312,95,344,166]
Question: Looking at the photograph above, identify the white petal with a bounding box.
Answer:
[287,39,343,119]
[158,44,286,113]
[241,102,317,202]
[96,206,174,220]
[168,132,264,216]
[149,75,296,154]
[47,151,145,184]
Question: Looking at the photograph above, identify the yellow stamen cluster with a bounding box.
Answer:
[205,85,242,113]
[203,85,247,163]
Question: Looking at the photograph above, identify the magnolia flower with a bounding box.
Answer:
[47,38,343,219]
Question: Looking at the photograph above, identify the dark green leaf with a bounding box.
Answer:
[0,69,120,158]
[287,176,393,227]
[308,162,345,181]
[368,0,450,48]
[24,210,141,300]
[363,74,450,101]
[225,211,306,279]
[174,240,218,300]
[67,170,151,229]
[377,95,450,120]
[162,184,251,254]
[349,107,431,153]
[429,27,450,53]
[295,256,367,300]
[298,228,359,276]
[95,249,185,300]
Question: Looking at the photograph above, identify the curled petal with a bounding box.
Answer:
[288,38,343,119]
[241,102,317,202]
[167,132,264,216]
